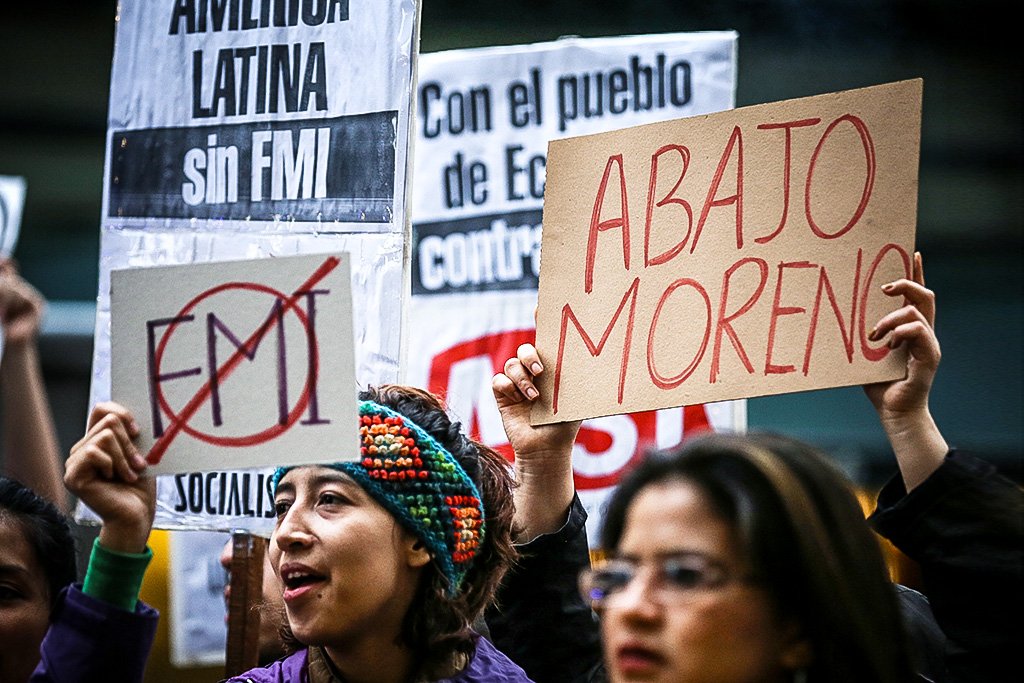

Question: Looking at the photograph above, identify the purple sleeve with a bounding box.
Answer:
[446,635,534,682]
[222,649,308,682]
[31,584,158,683]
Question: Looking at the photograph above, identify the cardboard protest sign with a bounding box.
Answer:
[0,175,26,258]
[111,253,357,475]
[407,33,743,544]
[533,79,922,424]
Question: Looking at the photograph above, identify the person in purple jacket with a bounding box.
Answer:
[23,400,158,683]
[222,383,530,683]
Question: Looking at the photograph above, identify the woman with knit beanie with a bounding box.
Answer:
[49,383,531,683]
[225,383,529,683]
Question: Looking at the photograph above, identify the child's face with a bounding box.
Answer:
[269,466,426,652]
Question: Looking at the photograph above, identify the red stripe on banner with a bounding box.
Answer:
[684,404,713,436]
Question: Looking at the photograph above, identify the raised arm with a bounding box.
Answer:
[64,401,155,553]
[863,252,947,491]
[32,402,157,683]
[0,261,65,510]
[492,342,581,542]
[866,252,1023,682]
[487,343,604,683]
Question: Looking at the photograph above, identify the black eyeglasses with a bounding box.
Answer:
[578,553,754,608]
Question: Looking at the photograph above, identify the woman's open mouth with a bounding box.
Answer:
[279,563,327,601]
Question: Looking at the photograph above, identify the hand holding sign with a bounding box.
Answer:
[111,253,358,476]
[863,251,939,418]
[492,342,581,542]
[65,402,155,554]
[532,79,923,424]
[863,251,947,491]
[493,343,583,457]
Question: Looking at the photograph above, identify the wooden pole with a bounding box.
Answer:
[224,532,267,678]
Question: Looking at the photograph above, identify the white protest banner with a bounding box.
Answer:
[406,33,743,544]
[88,4,420,663]
[532,79,922,424]
[81,1,420,533]
[0,175,26,258]
[103,1,415,231]
[111,253,357,475]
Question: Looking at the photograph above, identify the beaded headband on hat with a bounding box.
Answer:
[271,400,485,596]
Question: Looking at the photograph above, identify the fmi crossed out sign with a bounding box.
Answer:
[111,253,359,476]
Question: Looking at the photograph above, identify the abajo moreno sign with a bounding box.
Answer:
[533,79,922,424]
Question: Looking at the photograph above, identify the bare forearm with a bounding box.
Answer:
[879,408,948,492]
[98,517,152,554]
[513,450,575,543]
[1,341,66,511]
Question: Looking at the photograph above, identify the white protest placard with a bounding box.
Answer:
[92,0,419,405]
[0,175,26,258]
[0,175,28,361]
[91,3,420,663]
[92,0,421,402]
[111,253,357,475]
[82,1,419,534]
[103,0,416,232]
[533,79,922,424]
[406,33,743,544]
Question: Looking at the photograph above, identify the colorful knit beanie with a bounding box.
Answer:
[271,400,485,596]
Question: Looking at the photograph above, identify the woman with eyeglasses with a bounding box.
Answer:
[488,253,1021,682]
[583,430,915,682]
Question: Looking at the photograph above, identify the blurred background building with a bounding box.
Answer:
[1,0,1020,482]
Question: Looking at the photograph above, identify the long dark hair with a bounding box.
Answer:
[0,476,77,612]
[279,384,517,679]
[601,431,915,683]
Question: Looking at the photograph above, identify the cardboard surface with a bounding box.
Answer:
[533,79,922,424]
[112,253,357,475]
